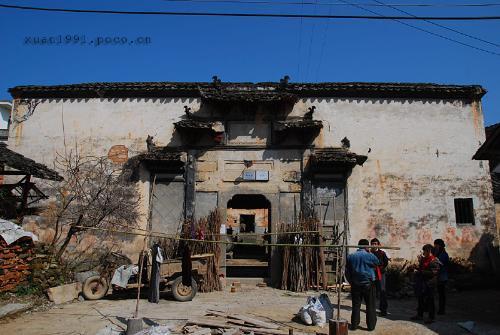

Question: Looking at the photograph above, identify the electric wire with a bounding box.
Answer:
[370,0,500,48]
[315,1,334,81]
[1,4,500,20]
[336,0,500,56]
[304,0,319,81]
[296,0,304,82]
[161,0,500,8]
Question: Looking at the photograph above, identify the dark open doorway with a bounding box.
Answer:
[226,194,271,277]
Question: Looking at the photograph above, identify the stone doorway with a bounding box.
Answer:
[225,194,271,277]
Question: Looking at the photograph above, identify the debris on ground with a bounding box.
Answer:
[184,309,291,335]
[95,325,123,335]
[136,325,171,335]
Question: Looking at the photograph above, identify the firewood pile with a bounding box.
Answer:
[0,237,33,292]
[182,309,291,335]
[278,217,324,292]
[180,209,222,292]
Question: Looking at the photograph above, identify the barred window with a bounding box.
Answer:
[454,198,475,225]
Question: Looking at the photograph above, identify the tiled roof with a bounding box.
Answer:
[9,81,486,100]
[473,123,500,160]
[485,123,500,138]
[0,143,63,180]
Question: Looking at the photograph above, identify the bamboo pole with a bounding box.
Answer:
[133,175,156,319]
[72,224,401,250]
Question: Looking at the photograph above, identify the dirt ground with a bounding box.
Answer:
[1,285,499,335]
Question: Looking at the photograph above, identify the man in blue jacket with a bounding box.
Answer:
[346,239,380,331]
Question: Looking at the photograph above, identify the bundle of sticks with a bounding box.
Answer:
[279,216,324,292]
[179,209,223,292]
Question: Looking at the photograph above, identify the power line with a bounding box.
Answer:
[304,0,319,81]
[370,0,500,48]
[336,0,500,56]
[296,0,304,81]
[315,1,334,81]
[1,3,500,20]
[162,0,500,8]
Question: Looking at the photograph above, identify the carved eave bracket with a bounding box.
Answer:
[273,120,323,144]
[308,147,368,173]
[174,120,225,145]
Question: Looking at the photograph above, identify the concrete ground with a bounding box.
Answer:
[1,285,499,335]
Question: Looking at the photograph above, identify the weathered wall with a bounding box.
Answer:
[8,98,199,261]
[496,203,500,238]
[8,96,496,267]
[297,97,495,264]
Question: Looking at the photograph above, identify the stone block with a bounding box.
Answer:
[47,282,82,304]
[197,161,218,172]
[196,172,210,182]
[282,171,301,182]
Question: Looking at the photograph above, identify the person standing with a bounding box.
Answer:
[411,244,440,324]
[346,239,380,331]
[148,243,164,303]
[370,238,389,316]
[433,239,449,315]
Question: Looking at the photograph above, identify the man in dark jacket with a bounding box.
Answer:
[346,239,380,331]
[433,239,449,315]
[371,238,389,316]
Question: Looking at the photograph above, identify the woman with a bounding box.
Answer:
[411,244,440,324]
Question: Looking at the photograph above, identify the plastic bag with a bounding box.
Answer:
[318,293,334,321]
[307,297,326,327]
[298,295,333,327]
[299,305,313,325]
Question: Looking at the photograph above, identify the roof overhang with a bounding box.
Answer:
[0,143,63,181]
[9,82,486,101]
[473,123,500,160]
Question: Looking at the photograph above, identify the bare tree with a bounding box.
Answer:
[48,148,141,262]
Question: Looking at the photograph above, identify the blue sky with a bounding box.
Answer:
[0,0,498,125]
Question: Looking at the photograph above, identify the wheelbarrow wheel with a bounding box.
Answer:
[82,276,109,300]
[171,276,197,302]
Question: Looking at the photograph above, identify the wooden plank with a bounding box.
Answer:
[230,314,281,330]
[227,320,248,327]
[187,319,232,329]
[206,310,280,330]
[192,317,285,335]
[191,328,212,335]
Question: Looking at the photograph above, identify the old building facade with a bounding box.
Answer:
[7,81,497,282]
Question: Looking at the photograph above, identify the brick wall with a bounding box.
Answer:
[0,237,34,292]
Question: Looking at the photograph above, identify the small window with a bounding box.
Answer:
[454,198,475,225]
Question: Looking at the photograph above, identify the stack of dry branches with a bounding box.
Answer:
[180,209,222,292]
[279,216,323,292]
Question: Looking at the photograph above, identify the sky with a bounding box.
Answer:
[0,0,499,125]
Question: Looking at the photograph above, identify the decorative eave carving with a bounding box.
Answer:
[309,147,368,172]
[273,119,323,144]
[174,119,225,145]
